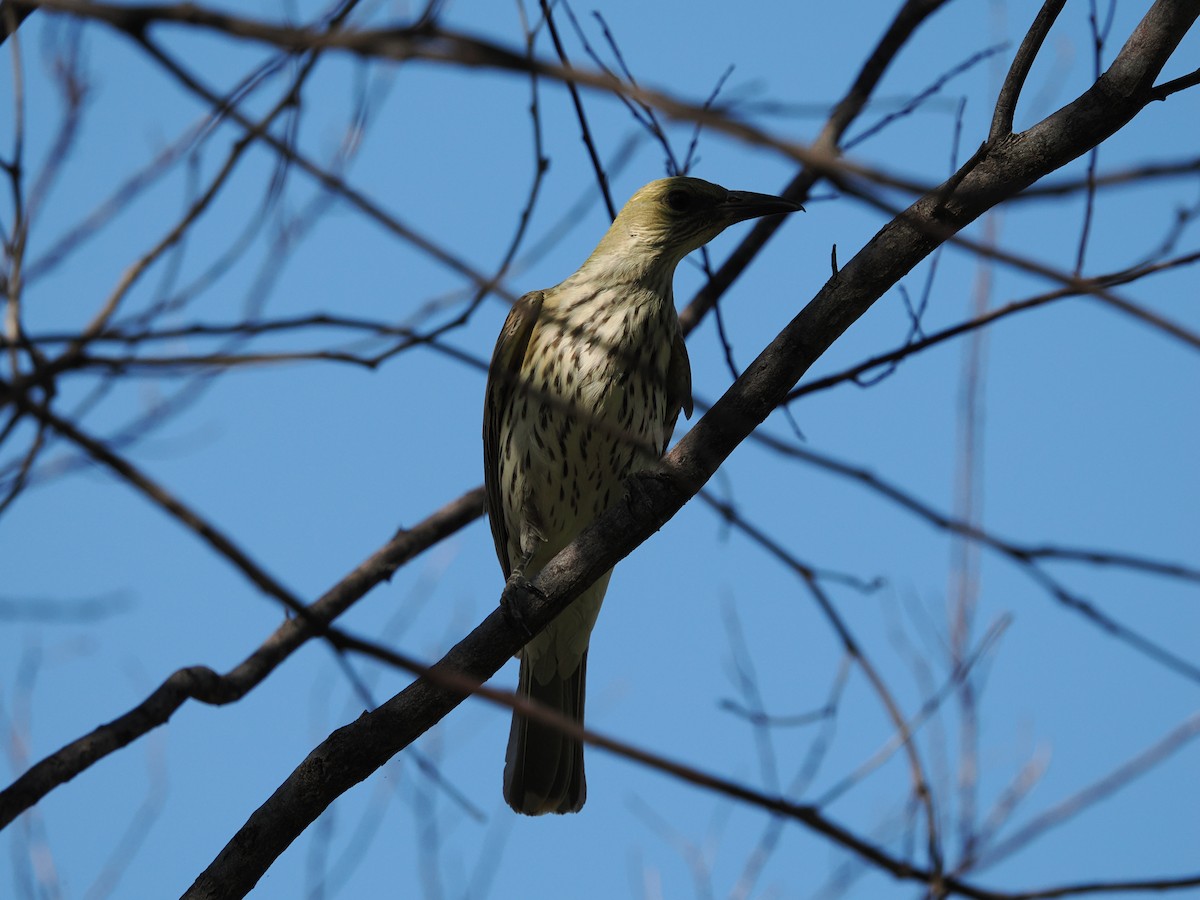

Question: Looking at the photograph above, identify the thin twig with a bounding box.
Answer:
[537,0,614,218]
[0,484,485,828]
[972,714,1200,871]
[990,0,1068,141]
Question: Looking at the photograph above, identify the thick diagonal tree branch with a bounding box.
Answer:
[183,2,1200,896]
[0,0,953,828]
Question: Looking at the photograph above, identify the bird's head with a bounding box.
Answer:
[581,176,802,282]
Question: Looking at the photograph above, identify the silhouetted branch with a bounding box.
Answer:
[537,0,614,219]
[788,250,1200,402]
[183,0,1199,890]
[746,433,1200,683]
[0,485,484,828]
[990,0,1067,140]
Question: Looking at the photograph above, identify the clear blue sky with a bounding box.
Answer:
[2,1,1198,898]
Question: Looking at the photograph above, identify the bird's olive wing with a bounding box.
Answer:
[483,290,545,577]
[666,326,694,440]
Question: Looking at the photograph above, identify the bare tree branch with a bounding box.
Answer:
[971,713,1200,872]
[178,2,1200,894]
[990,0,1068,141]
[0,485,482,829]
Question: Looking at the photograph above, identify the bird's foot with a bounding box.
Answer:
[624,470,670,520]
[501,572,544,642]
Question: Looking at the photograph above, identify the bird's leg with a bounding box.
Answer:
[501,546,544,642]
[624,470,671,525]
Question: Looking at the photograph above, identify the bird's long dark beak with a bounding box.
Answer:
[720,190,804,225]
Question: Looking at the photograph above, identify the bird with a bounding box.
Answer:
[483,176,801,814]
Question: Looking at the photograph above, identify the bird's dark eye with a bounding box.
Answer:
[665,189,693,212]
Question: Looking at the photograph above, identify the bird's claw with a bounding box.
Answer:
[501,572,544,641]
[624,470,667,516]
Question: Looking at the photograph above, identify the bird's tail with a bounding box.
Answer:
[503,651,587,814]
